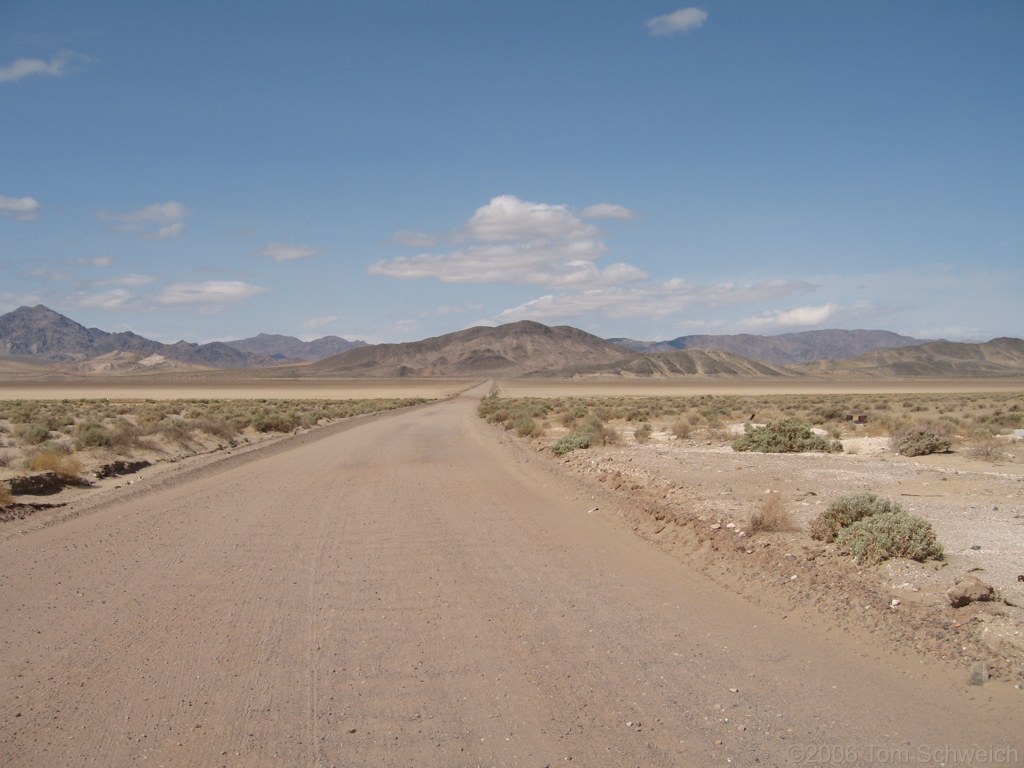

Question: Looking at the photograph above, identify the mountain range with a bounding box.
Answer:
[1,305,1023,379]
[0,305,364,370]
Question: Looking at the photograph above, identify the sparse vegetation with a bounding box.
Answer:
[551,434,591,455]
[809,493,903,542]
[835,510,944,564]
[893,424,952,456]
[633,422,652,443]
[732,419,842,454]
[748,493,796,533]
[0,397,429,486]
[0,482,11,506]
[25,449,84,480]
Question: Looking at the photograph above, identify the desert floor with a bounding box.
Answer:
[1,379,1022,766]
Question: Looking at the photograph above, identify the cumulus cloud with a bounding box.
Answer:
[0,195,41,220]
[496,278,814,324]
[580,203,637,220]
[256,242,319,262]
[98,202,187,239]
[370,195,645,288]
[0,52,83,83]
[645,7,708,37]
[155,280,267,306]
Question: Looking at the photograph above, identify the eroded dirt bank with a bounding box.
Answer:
[1,386,1021,767]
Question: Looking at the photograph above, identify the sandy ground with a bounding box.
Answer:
[1,384,1022,766]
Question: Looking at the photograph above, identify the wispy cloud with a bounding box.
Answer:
[63,256,114,267]
[496,278,814,324]
[256,242,319,262]
[370,195,646,287]
[97,273,157,288]
[303,314,338,329]
[155,280,268,306]
[0,195,41,221]
[0,51,84,83]
[645,7,708,37]
[98,201,187,239]
[392,230,438,248]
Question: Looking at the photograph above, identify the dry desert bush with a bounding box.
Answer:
[748,493,797,533]
[0,397,428,481]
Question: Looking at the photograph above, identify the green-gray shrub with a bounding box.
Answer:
[893,425,952,456]
[835,511,943,564]
[75,422,113,448]
[732,419,842,454]
[809,493,903,542]
[551,434,591,455]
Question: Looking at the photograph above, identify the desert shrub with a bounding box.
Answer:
[893,425,952,456]
[809,493,903,542]
[513,415,539,437]
[967,437,1008,461]
[671,419,691,439]
[551,434,591,455]
[0,482,11,506]
[25,450,84,480]
[76,422,113,448]
[749,493,797,533]
[191,418,238,442]
[732,419,842,454]
[18,423,51,445]
[633,422,652,443]
[0,452,10,468]
[252,411,299,433]
[835,511,943,564]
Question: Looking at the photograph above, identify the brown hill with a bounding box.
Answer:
[306,321,633,377]
[610,329,927,364]
[560,349,797,378]
[799,337,1024,377]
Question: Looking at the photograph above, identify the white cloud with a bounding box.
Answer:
[155,280,268,306]
[392,230,438,248]
[0,52,82,83]
[64,256,114,267]
[496,278,814,324]
[303,314,338,329]
[739,304,840,329]
[369,195,644,288]
[0,195,41,220]
[98,201,188,239]
[645,7,708,37]
[580,203,637,220]
[98,273,157,287]
[75,289,136,310]
[257,242,320,262]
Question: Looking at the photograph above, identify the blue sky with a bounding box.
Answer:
[2,2,1022,345]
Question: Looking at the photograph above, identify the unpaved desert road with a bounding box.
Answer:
[1,385,1021,767]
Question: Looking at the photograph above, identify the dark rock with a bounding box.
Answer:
[947,575,996,608]
[95,460,151,479]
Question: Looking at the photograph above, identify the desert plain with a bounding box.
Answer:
[1,375,1022,767]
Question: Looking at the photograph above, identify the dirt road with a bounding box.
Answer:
[1,386,1020,767]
